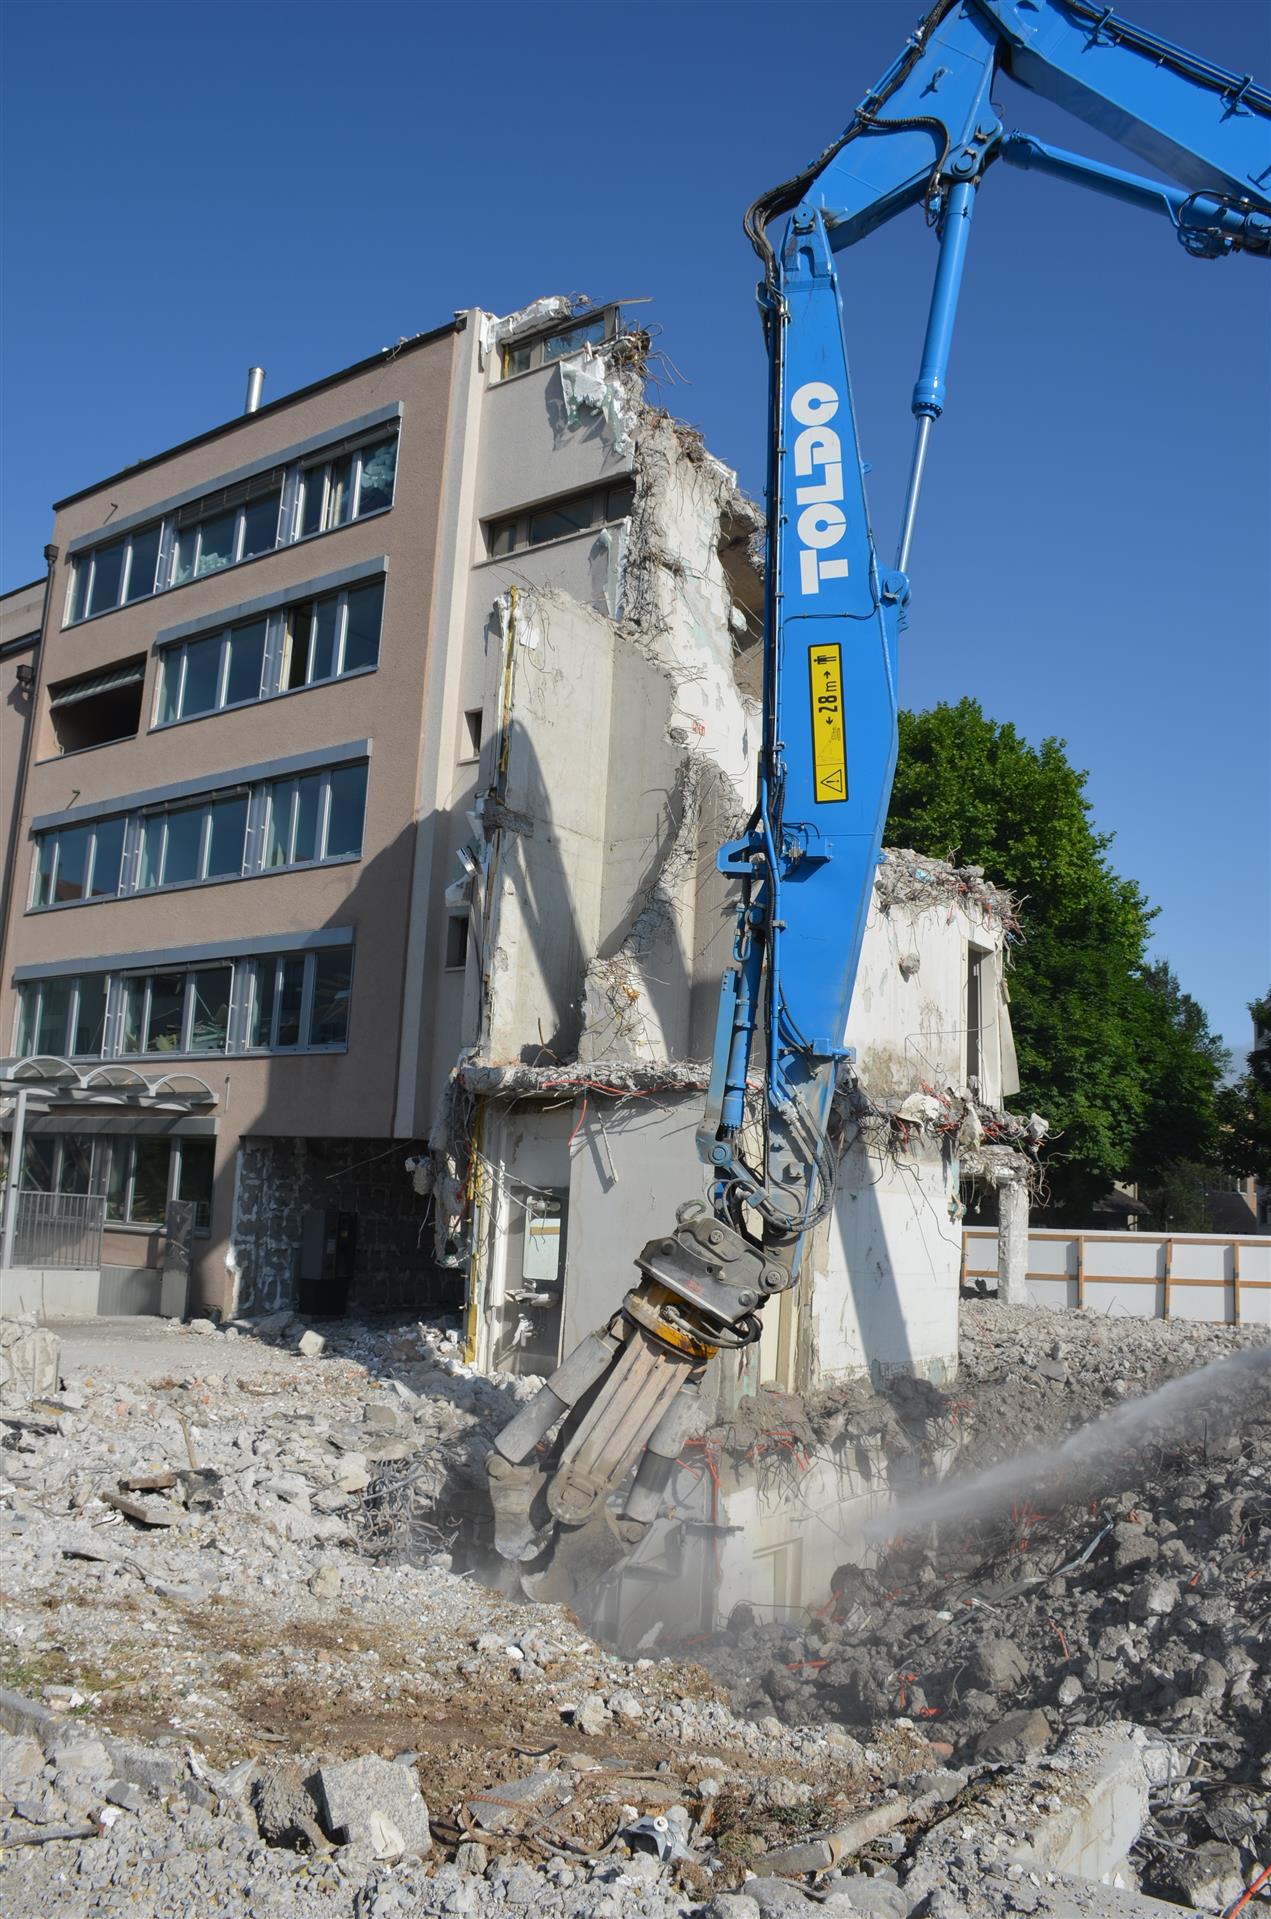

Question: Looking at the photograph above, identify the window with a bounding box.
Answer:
[47,657,146,754]
[292,434,397,537]
[64,424,398,628]
[32,760,367,910]
[502,314,608,378]
[15,947,354,1061]
[22,1134,216,1232]
[488,481,634,559]
[155,579,383,725]
[445,915,469,969]
[244,948,353,1051]
[461,709,483,761]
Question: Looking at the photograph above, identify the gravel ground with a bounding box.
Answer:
[1,1304,1266,1917]
[0,1312,945,1919]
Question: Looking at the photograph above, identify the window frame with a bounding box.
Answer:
[63,428,399,631]
[15,949,355,1062]
[153,579,383,729]
[30,760,366,912]
[23,1133,215,1234]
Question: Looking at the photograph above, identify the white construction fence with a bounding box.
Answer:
[963,1226,1271,1327]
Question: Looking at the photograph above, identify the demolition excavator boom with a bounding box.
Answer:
[488,0,1270,1589]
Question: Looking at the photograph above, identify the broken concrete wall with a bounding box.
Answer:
[421,295,1034,1393]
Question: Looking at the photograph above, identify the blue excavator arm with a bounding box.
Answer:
[488,0,1270,1587]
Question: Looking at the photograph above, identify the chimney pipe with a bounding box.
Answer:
[243,366,265,414]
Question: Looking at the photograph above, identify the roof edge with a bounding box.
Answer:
[52,316,467,513]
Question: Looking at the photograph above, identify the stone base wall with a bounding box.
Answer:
[232,1136,456,1318]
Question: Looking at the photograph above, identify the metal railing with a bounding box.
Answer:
[9,1190,106,1271]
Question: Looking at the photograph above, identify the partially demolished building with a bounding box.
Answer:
[2,294,1034,1388]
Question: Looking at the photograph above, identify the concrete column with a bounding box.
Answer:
[997,1176,1030,1307]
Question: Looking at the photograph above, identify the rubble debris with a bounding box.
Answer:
[0,1318,61,1407]
[313,1754,432,1858]
[2,1307,1265,1916]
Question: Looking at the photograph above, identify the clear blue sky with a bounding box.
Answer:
[2,0,1268,1064]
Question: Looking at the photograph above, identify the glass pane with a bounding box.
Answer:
[69,560,90,624]
[177,1139,215,1231]
[53,825,92,903]
[120,979,145,1054]
[277,957,305,1047]
[326,454,353,529]
[146,972,185,1051]
[15,985,38,1054]
[605,482,635,521]
[529,496,595,545]
[239,490,280,561]
[341,582,382,674]
[248,962,276,1049]
[489,519,517,558]
[87,539,125,616]
[37,978,72,1054]
[225,618,266,705]
[195,509,236,576]
[300,468,325,538]
[156,651,181,725]
[60,1136,92,1196]
[542,317,605,362]
[137,819,163,890]
[505,342,533,377]
[89,816,126,897]
[124,524,162,603]
[73,975,107,1056]
[102,1140,128,1220]
[22,1136,55,1191]
[308,950,352,1047]
[130,1139,171,1224]
[206,794,248,878]
[285,605,311,690]
[310,596,338,682]
[264,783,295,867]
[160,806,204,886]
[355,437,396,516]
[34,836,57,907]
[292,775,321,864]
[188,966,231,1052]
[171,527,196,586]
[324,763,367,859]
[180,633,222,716]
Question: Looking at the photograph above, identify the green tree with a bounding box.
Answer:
[885,700,1223,1215]
[1127,961,1227,1183]
[1216,989,1271,1186]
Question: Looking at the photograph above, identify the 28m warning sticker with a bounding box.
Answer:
[808,643,848,802]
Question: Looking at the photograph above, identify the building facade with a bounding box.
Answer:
[0,302,654,1315]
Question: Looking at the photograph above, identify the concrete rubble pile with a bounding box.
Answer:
[689,1305,1270,1915]
[1,1305,1266,1918]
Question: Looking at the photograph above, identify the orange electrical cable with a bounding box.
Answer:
[1224,1863,1271,1918]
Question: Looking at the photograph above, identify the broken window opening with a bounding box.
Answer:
[46,657,146,754]
[966,944,989,1089]
[501,313,610,379]
[487,481,634,560]
[460,708,483,761]
[495,1186,567,1377]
